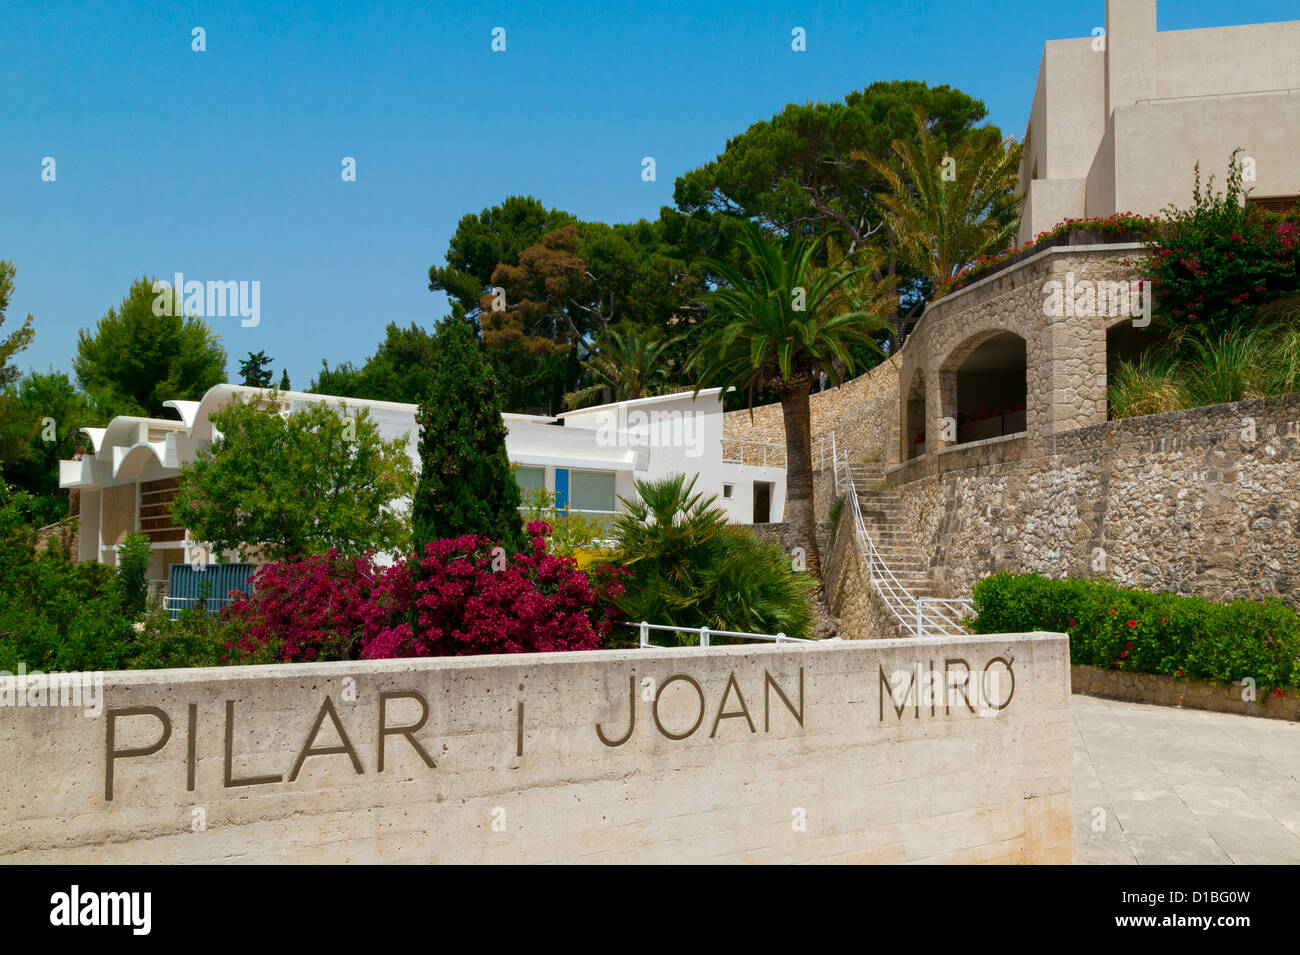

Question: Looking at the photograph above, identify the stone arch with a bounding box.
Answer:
[938,330,1029,447]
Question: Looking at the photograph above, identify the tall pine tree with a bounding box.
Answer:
[412,308,524,554]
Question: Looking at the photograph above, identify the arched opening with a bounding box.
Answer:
[952,332,1027,445]
[903,369,927,460]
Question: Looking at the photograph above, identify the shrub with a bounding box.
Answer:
[970,573,1300,691]
[113,532,153,616]
[520,487,612,556]
[1181,327,1267,407]
[225,552,380,662]
[226,523,627,662]
[612,474,815,640]
[1139,151,1300,344]
[1107,352,1187,419]
[129,602,261,670]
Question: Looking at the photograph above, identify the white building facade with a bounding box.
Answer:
[58,384,786,589]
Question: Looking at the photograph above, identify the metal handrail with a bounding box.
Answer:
[843,477,971,637]
[628,621,812,648]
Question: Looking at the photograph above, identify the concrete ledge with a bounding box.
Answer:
[0,635,1073,864]
[1071,664,1300,721]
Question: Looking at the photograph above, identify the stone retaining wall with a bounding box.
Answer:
[903,393,1300,610]
[1072,665,1300,721]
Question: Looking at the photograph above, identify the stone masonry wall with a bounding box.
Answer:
[723,359,900,464]
[903,393,1300,609]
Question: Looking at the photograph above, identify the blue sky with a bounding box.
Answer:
[2,0,1294,390]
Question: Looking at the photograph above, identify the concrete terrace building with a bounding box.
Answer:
[1016,0,1300,243]
[59,384,787,592]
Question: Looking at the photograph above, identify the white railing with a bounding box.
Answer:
[721,439,786,468]
[628,621,812,648]
[164,595,237,619]
[843,478,972,637]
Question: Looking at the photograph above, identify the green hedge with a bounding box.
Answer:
[969,573,1300,690]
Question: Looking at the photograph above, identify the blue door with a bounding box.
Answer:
[554,468,569,513]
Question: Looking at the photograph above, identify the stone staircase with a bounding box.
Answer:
[842,461,968,636]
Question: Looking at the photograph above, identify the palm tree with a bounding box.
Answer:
[857,107,1021,290]
[689,221,893,582]
[563,326,681,410]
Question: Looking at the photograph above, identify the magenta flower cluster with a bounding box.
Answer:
[226,521,627,662]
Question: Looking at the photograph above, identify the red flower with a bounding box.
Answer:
[1125,642,1134,650]
[1120,651,1129,658]
[1276,689,1284,698]
[1108,608,1117,616]
[1176,668,1185,676]
[1127,619,1138,629]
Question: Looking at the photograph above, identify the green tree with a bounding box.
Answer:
[674,81,995,253]
[238,350,275,388]
[308,320,440,404]
[858,107,1021,289]
[309,358,366,398]
[74,277,227,418]
[0,260,36,386]
[412,312,523,555]
[172,395,415,561]
[429,196,578,318]
[690,222,891,581]
[0,371,100,524]
[563,326,681,409]
[278,368,290,390]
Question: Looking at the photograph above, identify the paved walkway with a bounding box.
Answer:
[1072,694,1300,864]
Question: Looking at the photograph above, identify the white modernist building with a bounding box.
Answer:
[58,383,787,588]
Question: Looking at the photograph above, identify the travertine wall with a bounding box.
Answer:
[903,393,1300,610]
[0,637,1073,864]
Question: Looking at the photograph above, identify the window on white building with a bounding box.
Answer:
[515,466,545,492]
[569,469,616,513]
[722,483,734,499]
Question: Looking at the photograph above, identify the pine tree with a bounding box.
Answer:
[412,308,524,555]
[238,350,274,388]
[279,368,290,390]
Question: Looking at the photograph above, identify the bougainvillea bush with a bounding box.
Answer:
[226,522,627,663]
[1138,155,1300,345]
[225,551,379,661]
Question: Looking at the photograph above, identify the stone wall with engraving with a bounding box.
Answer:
[0,636,1072,863]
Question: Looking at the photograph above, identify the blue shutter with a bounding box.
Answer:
[554,468,569,513]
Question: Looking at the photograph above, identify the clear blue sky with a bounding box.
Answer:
[2,0,1293,390]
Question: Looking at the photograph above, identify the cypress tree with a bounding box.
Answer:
[412,308,524,555]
